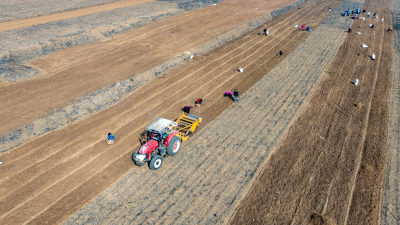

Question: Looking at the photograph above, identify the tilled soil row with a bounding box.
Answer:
[0,0,305,153]
[381,0,400,223]
[229,0,393,224]
[345,3,393,224]
[65,23,348,225]
[0,0,339,224]
[0,0,296,140]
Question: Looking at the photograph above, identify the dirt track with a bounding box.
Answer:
[0,0,126,22]
[0,0,153,32]
[0,0,295,138]
[230,0,394,224]
[0,0,341,224]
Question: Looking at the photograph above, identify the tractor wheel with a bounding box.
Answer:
[149,155,163,170]
[167,136,182,156]
[132,150,144,167]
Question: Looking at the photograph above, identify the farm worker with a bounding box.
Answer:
[225,90,233,97]
[388,27,393,32]
[183,106,193,113]
[373,12,377,18]
[367,11,370,18]
[301,24,306,31]
[263,28,269,36]
[238,66,244,73]
[306,27,312,32]
[279,50,284,56]
[369,24,375,28]
[371,53,376,60]
[225,91,233,100]
[328,7,332,11]
[381,17,384,23]
[233,89,239,102]
[107,132,115,144]
[348,28,352,33]
[195,98,203,107]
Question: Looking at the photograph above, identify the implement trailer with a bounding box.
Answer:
[174,113,202,141]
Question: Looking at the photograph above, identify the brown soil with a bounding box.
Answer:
[0,0,339,224]
[0,0,296,136]
[64,23,349,224]
[229,0,394,224]
[0,0,154,32]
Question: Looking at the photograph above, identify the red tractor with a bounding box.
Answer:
[132,114,202,170]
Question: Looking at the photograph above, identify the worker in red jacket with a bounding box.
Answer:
[195,98,203,107]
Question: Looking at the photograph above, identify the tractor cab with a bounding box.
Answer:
[140,118,177,145]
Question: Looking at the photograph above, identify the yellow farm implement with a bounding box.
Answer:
[174,113,202,142]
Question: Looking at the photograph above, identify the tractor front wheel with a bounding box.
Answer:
[132,150,144,167]
[167,136,182,156]
[149,155,163,170]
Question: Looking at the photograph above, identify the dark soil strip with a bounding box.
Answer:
[229,0,394,224]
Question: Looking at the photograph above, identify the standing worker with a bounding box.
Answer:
[233,89,239,102]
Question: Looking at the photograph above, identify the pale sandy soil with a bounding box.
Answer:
[381,0,400,223]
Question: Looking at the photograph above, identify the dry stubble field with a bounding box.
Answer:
[0,0,398,224]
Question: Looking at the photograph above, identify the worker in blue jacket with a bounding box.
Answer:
[107,132,115,144]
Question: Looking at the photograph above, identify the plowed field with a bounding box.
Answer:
[0,0,153,32]
[0,0,397,224]
[0,0,296,137]
[230,0,394,224]
[66,21,349,225]
[0,0,342,224]
[381,0,400,223]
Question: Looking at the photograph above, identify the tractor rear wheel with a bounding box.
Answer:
[149,155,163,170]
[167,136,182,156]
[132,150,144,167]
